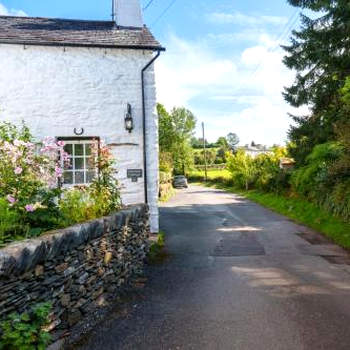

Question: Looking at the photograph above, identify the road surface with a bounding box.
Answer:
[79,185,350,350]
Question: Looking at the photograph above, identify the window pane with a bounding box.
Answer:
[64,144,73,155]
[75,144,84,156]
[63,171,73,184]
[86,171,96,183]
[64,157,73,170]
[75,172,84,184]
[75,158,84,170]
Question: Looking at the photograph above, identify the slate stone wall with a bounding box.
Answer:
[0,204,149,336]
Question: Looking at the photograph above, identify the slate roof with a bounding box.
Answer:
[0,16,164,50]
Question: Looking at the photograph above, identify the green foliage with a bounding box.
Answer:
[159,171,172,184]
[227,150,256,190]
[226,148,289,193]
[0,302,52,350]
[59,143,121,225]
[158,104,196,175]
[283,1,350,164]
[0,122,31,143]
[188,169,232,185]
[216,137,229,150]
[59,189,96,226]
[159,152,173,173]
[0,198,25,246]
[88,143,121,217]
[291,141,350,221]
[147,231,167,264]
[282,2,350,224]
[193,148,217,166]
[0,122,67,244]
[0,122,121,245]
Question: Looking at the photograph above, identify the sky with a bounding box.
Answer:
[0,0,307,146]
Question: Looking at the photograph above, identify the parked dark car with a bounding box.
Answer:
[173,175,188,189]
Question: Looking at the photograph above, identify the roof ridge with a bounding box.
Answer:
[0,15,115,24]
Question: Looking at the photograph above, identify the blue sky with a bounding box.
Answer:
[0,0,305,145]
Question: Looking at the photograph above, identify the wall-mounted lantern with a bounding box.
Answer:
[125,103,134,133]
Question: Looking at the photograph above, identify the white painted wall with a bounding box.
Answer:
[0,44,159,232]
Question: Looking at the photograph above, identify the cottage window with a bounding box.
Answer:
[59,139,98,186]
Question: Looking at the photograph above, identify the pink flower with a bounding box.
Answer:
[25,204,35,213]
[55,166,63,178]
[6,195,16,204]
[57,141,65,147]
[14,167,23,175]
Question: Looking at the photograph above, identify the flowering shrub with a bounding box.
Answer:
[0,122,121,246]
[0,123,68,244]
[0,128,66,212]
[89,142,121,214]
[59,142,121,225]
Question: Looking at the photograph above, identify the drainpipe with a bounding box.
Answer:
[141,50,161,203]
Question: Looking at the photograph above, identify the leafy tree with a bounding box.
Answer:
[282,0,350,164]
[158,104,176,153]
[193,149,217,165]
[157,104,196,174]
[226,133,240,152]
[227,150,255,190]
[217,137,228,148]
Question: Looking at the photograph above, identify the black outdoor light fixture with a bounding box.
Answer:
[125,103,134,133]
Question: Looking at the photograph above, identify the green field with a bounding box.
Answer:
[189,170,350,250]
[189,169,232,183]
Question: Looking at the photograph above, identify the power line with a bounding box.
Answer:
[151,0,178,27]
[143,0,155,11]
[250,10,301,78]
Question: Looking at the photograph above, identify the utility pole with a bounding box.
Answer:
[202,122,208,182]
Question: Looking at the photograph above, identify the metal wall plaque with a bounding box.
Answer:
[127,169,143,182]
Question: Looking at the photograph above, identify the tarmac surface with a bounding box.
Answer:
[78,185,350,350]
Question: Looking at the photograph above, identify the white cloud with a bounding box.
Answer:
[155,31,308,146]
[0,3,27,17]
[156,34,238,108]
[207,11,288,26]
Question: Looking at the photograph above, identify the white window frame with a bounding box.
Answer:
[59,139,99,187]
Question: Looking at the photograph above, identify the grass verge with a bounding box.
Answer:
[147,231,168,264]
[159,187,176,203]
[191,179,350,250]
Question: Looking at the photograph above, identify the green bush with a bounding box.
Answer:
[0,122,67,244]
[0,198,25,246]
[0,122,122,245]
[227,150,255,190]
[59,189,96,226]
[291,142,342,197]
[0,302,51,350]
[290,142,350,221]
[159,152,173,173]
[159,171,172,184]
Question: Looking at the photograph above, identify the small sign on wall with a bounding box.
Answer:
[127,169,143,182]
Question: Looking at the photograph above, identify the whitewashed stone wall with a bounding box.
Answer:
[0,44,159,232]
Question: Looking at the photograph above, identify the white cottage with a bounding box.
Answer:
[0,0,164,232]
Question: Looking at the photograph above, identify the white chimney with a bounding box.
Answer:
[113,0,143,28]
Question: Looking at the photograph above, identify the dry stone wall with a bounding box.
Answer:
[0,204,150,337]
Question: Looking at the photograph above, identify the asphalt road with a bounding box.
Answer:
[79,185,350,350]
